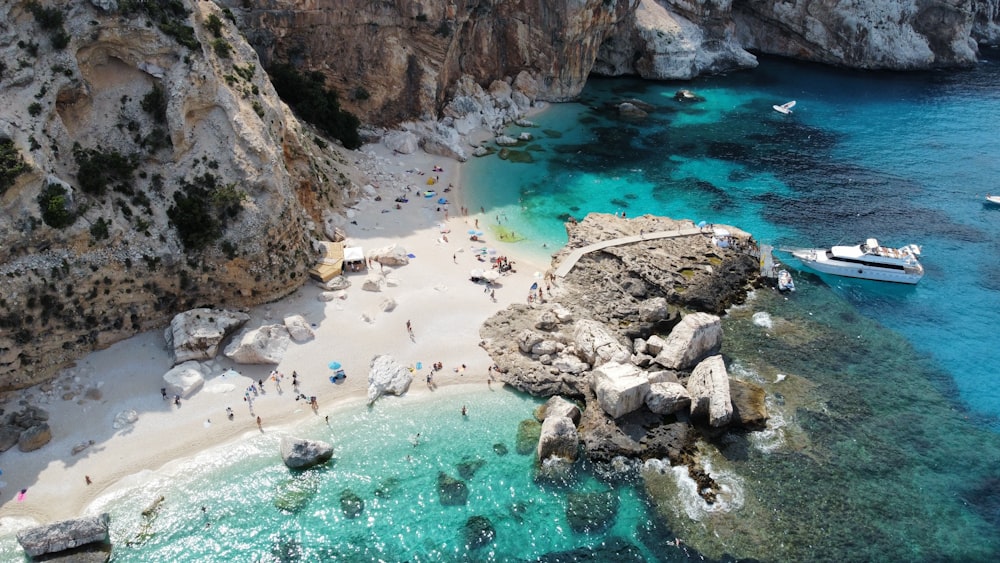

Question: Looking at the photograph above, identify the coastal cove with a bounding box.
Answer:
[1,54,1000,563]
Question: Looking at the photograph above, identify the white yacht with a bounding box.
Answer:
[792,238,924,284]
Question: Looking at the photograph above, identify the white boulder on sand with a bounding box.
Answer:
[164,308,251,365]
[368,244,410,266]
[163,361,206,398]
[283,314,315,342]
[280,436,334,469]
[653,312,721,370]
[223,324,291,364]
[367,355,413,405]
[686,354,732,427]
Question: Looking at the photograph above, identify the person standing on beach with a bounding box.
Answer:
[256,416,262,430]
[406,320,414,340]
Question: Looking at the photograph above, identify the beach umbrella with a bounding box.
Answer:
[475,231,484,236]
[530,282,538,290]
[487,248,497,255]
[697,220,707,228]
[470,269,485,279]
[713,228,731,237]
[437,197,448,205]
[467,229,477,235]
[482,270,501,282]
[328,361,342,370]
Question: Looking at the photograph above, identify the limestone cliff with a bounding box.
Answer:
[0,0,353,390]
[733,0,980,69]
[222,0,638,125]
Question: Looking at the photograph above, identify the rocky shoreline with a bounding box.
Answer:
[480,213,768,503]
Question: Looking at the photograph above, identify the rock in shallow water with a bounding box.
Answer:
[463,515,496,549]
[565,490,619,533]
[437,472,469,506]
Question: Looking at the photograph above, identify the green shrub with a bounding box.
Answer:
[90,217,110,240]
[205,13,223,37]
[212,38,231,58]
[167,173,247,251]
[0,138,30,195]
[140,83,168,123]
[28,102,43,117]
[25,1,70,50]
[38,182,76,228]
[73,145,138,196]
[267,63,361,149]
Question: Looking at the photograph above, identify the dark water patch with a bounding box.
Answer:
[610,198,629,208]
[535,536,646,562]
[542,129,563,138]
[713,285,1000,559]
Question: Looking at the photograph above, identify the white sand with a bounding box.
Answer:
[0,142,551,525]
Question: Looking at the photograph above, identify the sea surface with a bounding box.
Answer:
[5,53,1000,561]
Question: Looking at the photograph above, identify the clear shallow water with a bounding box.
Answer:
[5,56,1000,561]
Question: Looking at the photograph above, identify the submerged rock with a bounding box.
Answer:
[463,515,496,549]
[493,442,509,456]
[516,419,542,455]
[730,378,768,428]
[340,489,365,518]
[565,490,619,533]
[437,472,469,506]
[457,457,487,480]
[274,473,320,512]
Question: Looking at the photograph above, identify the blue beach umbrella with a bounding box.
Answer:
[328,361,341,370]
[468,229,477,235]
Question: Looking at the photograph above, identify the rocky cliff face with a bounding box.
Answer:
[733,0,980,69]
[222,0,638,125]
[0,0,353,390]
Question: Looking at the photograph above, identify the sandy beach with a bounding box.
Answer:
[0,141,550,527]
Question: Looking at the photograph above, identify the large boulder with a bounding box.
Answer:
[162,361,205,399]
[653,312,721,370]
[283,315,314,343]
[17,423,52,452]
[573,319,631,367]
[730,378,768,429]
[16,513,110,558]
[280,436,334,469]
[592,362,650,419]
[223,324,291,364]
[536,415,580,463]
[645,381,691,415]
[368,244,410,266]
[535,396,581,425]
[384,130,418,154]
[367,355,413,404]
[164,308,251,365]
[687,355,732,427]
[638,296,670,322]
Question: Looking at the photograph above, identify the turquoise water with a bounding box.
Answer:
[462,51,1000,559]
[5,55,1000,561]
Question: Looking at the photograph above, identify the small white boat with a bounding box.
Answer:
[986,194,1000,205]
[792,238,924,284]
[773,100,796,114]
[777,269,795,292]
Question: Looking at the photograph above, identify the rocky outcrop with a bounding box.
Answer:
[16,513,110,558]
[687,355,732,427]
[536,416,580,463]
[283,315,314,343]
[536,396,582,426]
[730,378,768,428]
[645,381,691,415]
[1,405,52,453]
[367,355,413,404]
[162,361,206,399]
[0,1,355,392]
[280,436,334,469]
[437,472,469,506]
[592,362,650,419]
[595,0,757,79]
[223,325,291,365]
[573,320,631,367]
[368,244,410,266]
[653,312,722,370]
[164,309,251,365]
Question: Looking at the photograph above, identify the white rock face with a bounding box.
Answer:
[518,329,545,354]
[536,415,580,462]
[654,312,721,370]
[645,381,691,415]
[369,244,410,266]
[539,395,582,425]
[384,130,418,154]
[686,355,732,427]
[362,272,384,292]
[367,355,413,404]
[380,297,397,312]
[223,324,290,365]
[320,276,351,291]
[645,334,666,355]
[592,362,651,419]
[164,308,251,366]
[283,315,314,343]
[163,361,206,398]
[573,319,631,368]
[638,297,670,322]
[552,354,589,374]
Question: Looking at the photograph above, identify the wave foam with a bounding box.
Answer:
[751,311,773,329]
[646,459,745,521]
